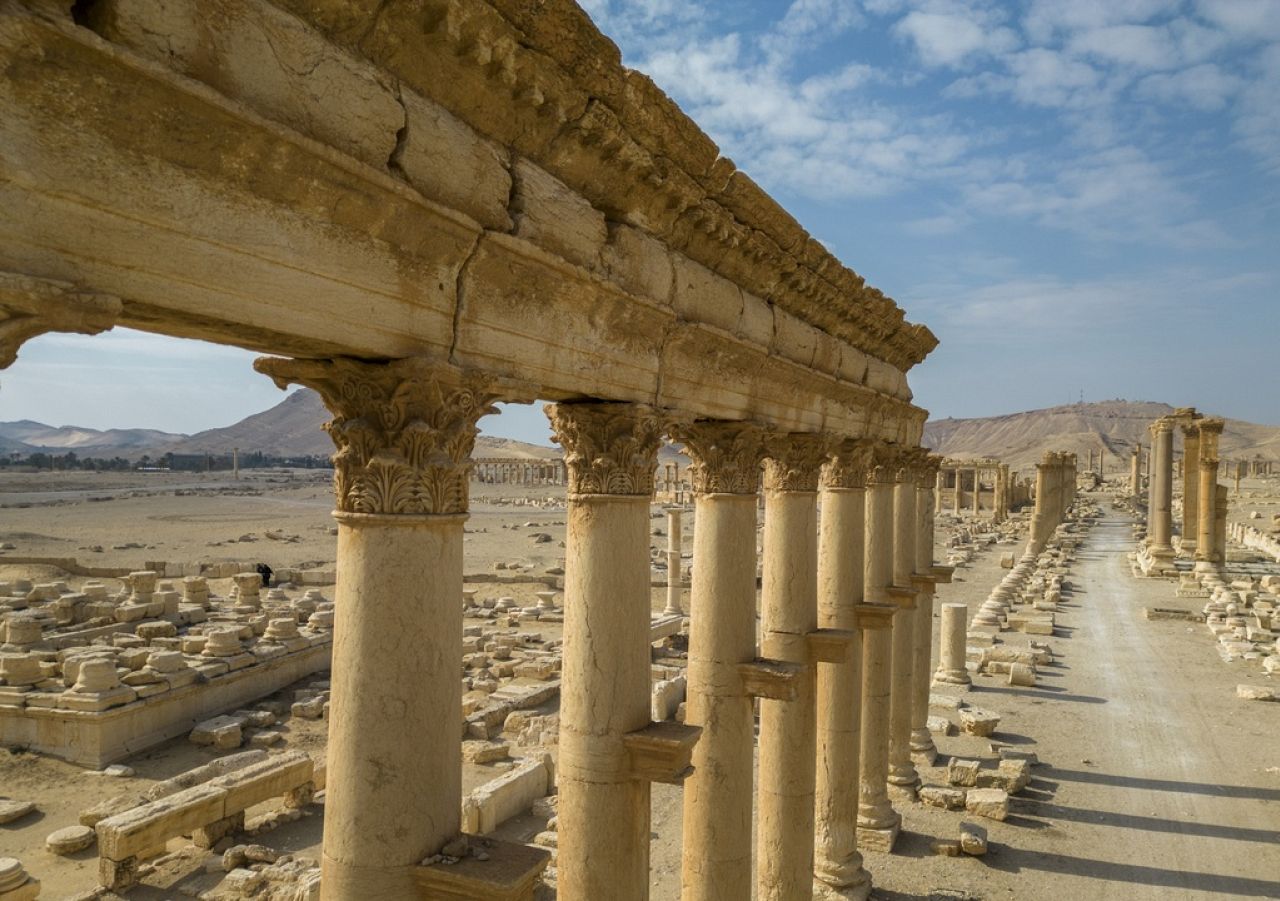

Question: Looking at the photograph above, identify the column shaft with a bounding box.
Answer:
[887,475,919,797]
[1150,422,1175,555]
[909,473,937,764]
[678,423,765,901]
[757,436,825,901]
[814,444,872,901]
[1182,427,1200,552]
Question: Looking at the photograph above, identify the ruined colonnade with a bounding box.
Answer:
[472,457,567,487]
[935,460,1020,523]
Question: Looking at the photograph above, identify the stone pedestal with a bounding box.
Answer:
[676,423,769,901]
[813,440,873,901]
[757,434,827,901]
[255,356,500,901]
[549,403,665,901]
[934,603,970,685]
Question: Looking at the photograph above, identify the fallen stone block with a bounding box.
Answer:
[947,758,981,787]
[189,716,244,750]
[1237,684,1278,701]
[0,800,36,824]
[959,821,988,856]
[919,786,967,811]
[926,715,954,736]
[965,787,1009,821]
[931,839,962,856]
[959,707,1001,737]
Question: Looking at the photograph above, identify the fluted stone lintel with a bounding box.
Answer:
[763,431,831,492]
[546,402,664,497]
[254,355,507,516]
[671,420,766,495]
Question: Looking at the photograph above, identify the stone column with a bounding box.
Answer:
[1131,444,1142,501]
[814,440,873,901]
[1196,419,1225,572]
[1028,457,1052,555]
[910,458,941,766]
[933,603,970,685]
[972,468,981,515]
[547,403,689,901]
[952,468,961,516]
[675,423,775,901]
[758,433,831,901]
[858,450,901,852]
[887,460,920,800]
[255,357,496,901]
[1149,419,1175,558]
[664,507,684,616]
[1181,422,1201,554]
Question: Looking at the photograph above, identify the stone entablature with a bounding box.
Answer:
[1,0,929,444]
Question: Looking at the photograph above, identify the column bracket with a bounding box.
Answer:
[737,658,804,701]
[622,721,701,785]
[807,627,856,663]
[930,565,955,584]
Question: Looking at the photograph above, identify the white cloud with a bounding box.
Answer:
[894,10,1019,67]
[1021,0,1182,41]
[1136,63,1243,110]
[1196,0,1280,41]
[1233,43,1280,171]
[1068,24,1180,70]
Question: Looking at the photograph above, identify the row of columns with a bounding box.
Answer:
[255,354,945,901]
[1144,411,1227,571]
[1028,451,1077,555]
[473,457,566,486]
[934,462,1012,522]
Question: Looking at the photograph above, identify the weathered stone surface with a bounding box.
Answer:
[511,159,606,271]
[671,255,742,334]
[396,89,512,232]
[927,715,954,735]
[91,0,403,169]
[189,716,244,750]
[1237,684,1278,701]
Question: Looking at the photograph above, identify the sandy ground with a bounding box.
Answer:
[2,472,1279,899]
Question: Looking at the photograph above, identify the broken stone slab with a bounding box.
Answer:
[929,693,965,711]
[1237,684,1278,701]
[1008,663,1037,687]
[931,839,962,856]
[959,821,988,856]
[959,707,1001,737]
[919,785,967,811]
[47,824,97,855]
[997,747,1039,765]
[964,787,1009,821]
[996,758,1032,794]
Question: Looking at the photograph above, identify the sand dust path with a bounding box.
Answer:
[972,511,1280,899]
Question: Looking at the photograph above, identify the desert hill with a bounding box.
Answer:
[923,400,1280,473]
[0,419,185,457]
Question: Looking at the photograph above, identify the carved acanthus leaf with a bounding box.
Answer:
[820,438,875,490]
[671,421,765,495]
[546,402,663,496]
[253,356,498,515]
[866,443,908,486]
[0,273,121,369]
[763,432,830,492]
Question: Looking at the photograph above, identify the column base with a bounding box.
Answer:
[856,818,901,853]
[886,779,919,803]
[932,669,971,686]
[909,731,937,766]
[813,872,872,901]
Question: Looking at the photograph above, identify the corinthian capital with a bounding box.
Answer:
[546,402,663,496]
[671,421,765,495]
[866,443,906,486]
[1,273,121,369]
[254,356,498,515]
[820,438,875,490]
[762,432,830,492]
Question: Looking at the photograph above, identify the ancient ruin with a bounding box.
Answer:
[1,2,1277,901]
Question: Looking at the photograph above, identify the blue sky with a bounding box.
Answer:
[2,0,1277,442]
